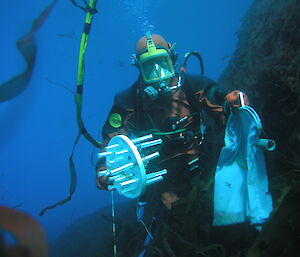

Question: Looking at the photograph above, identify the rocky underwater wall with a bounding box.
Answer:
[220,0,300,256]
[220,0,300,193]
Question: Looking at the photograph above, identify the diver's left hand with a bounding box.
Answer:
[225,90,249,109]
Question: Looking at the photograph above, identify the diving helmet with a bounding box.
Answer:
[135,33,176,89]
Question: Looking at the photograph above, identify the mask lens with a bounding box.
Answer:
[140,54,174,84]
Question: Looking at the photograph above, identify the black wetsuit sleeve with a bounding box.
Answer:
[96,89,136,178]
[101,95,135,143]
[184,73,227,125]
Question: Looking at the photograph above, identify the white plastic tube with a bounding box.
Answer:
[256,139,276,151]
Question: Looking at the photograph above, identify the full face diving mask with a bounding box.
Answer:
[138,33,175,85]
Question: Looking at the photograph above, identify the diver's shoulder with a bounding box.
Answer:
[183,73,217,91]
[114,81,138,108]
[184,73,216,83]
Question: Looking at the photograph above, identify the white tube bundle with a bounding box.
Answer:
[98,134,167,198]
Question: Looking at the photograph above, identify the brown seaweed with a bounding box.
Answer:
[0,0,57,103]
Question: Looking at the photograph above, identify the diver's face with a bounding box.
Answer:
[139,53,175,85]
[144,58,173,81]
[161,192,179,210]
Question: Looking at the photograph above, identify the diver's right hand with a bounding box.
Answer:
[95,158,110,190]
[95,172,109,190]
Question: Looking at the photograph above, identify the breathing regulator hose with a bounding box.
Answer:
[182,51,204,75]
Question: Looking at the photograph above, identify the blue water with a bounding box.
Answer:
[0,0,253,241]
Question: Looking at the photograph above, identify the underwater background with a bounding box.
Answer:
[0,0,253,247]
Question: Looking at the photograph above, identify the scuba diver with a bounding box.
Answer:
[95,33,249,256]
[96,32,248,197]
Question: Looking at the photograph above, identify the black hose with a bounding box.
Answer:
[182,51,204,75]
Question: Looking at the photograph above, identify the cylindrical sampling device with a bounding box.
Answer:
[97,134,167,198]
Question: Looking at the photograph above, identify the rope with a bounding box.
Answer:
[111,190,117,257]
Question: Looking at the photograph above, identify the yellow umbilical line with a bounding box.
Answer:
[39,0,100,216]
[76,0,103,148]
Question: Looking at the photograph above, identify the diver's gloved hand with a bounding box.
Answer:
[96,172,109,190]
[225,90,249,112]
[95,158,110,190]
